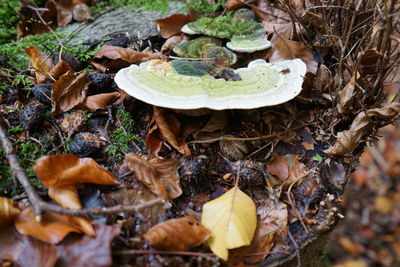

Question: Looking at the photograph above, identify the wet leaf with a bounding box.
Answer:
[0,197,21,227]
[92,45,161,72]
[337,73,357,114]
[155,14,194,38]
[0,223,58,267]
[124,153,182,199]
[325,103,400,156]
[201,185,257,260]
[56,224,121,267]
[263,22,293,42]
[270,36,318,74]
[80,92,120,111]
[55,0,73,26]
[14,208,84,244]
[49,60,73,79]
[48,185,95,236]
[144,215,211,251]
[358,49,382,76]
[154,107,191,156]
[266,156,289,182]
[34,154,119,186]
[26,46,54,84]
[229,220,275,264]
[145,123,164,154]
[225,0,252,10]
[51,70,90,114]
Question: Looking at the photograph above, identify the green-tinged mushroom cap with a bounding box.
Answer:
[173,37,237,66]
[114,59,307,110]
[181,8,271,53]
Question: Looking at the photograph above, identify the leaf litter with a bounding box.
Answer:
[0,0,399,266]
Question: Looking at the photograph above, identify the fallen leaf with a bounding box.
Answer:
[79,92,120,111]
[145,123,164,154]
[358,49,382,76]
[270,36,318,74]
[225,0,252,10]
[51,70,90,114]
[257,199,288,252]
[55,0,73,26]
[72,3,93,22]
[56,224,120,267]
[229,220,276,264]
[263,22,293,42]
[49,60,73,79]
[201,185,257,260]
[92,45,161,72]
[34,154,119,186]
[124,153,182,199]
[337,73,357,114]
[15,208,84,244]
[61,110,88,137]
[266,156,289,182]
[154,107,191,156]
[201,111,227,133]
[0,223,58,267]
[48,185,95,236]
[144,215,211,251]
[325,102,400,156]
[0,197,21,227]
[155,14,194,38]
[161,34,186,54]
[286,154,307,182]
[338,237,365,256]
[333,260,368,267]
[26,46,54,84]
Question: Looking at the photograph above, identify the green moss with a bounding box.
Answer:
[186,0,225,14]
[94,0,172,16]
[107,110,141,160]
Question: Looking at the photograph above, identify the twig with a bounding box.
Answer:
[0,117,165,219]
[288,230,301,267]
[189,123,311,144]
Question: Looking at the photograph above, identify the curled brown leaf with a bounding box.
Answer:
[325,102,400,156]
[80,92,120,111]
[124,153,182,199]
[34,154,119,186]
[26,46,54,84]
[144,215,210,251]
[51,70,90,114]
[0,197,21,227]
[155,14,194,38]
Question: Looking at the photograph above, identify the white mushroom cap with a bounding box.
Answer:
[181,24,201,35]
[114,59,306,110]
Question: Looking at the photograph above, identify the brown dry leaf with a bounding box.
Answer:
[51,70,90,114]
[145,123,164,154]
[0,197,21,227]
[61,110,88,137]
[337,73,357,114]
[55,0,73,26]
[0,223,58,267]
[270,36,318,74]
[358,49,382,76]
[92,45,161,72]
[56,224,121,267]
[154,107,191,156]
[144,215,210,251]
[72,3,93,22]
[48,185,95,237]
[225,0,252,10]
[14,208,84,244]
[80,92,120,111]
[286,154,307,182]
[266,156,289,182]
[229,220,276,264]
[325,102,400,156]
[338,237,365,257]
[49,60,73,79]
[155,14,194,38]
[258,199,288,252]
[34,154,119,186]
[124,153,182,199]
[263,22,293,42]
[25,46,54,84]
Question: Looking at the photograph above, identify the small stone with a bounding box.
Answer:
[69,132,101,157]
[88,72,114,95]
[19,101,44,131]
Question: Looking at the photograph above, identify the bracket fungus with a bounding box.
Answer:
[114,58,306,110]
[181,8,271,53]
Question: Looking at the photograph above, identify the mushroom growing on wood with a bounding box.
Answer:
[114,59,306,110]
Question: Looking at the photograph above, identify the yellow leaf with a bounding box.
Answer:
[0,197,21,227]
[201,186,257,260]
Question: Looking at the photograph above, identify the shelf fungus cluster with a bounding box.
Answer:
[114,58,306,110]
